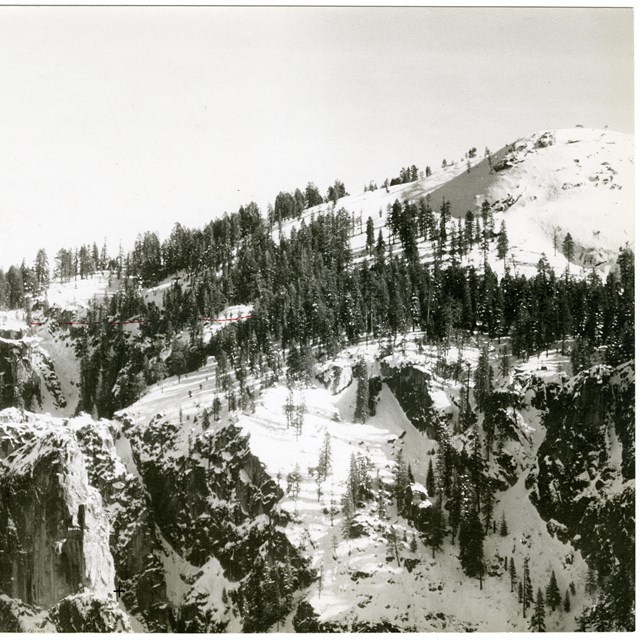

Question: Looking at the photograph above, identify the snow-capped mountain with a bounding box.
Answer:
[0,127,634,632]
[279,127,633,277]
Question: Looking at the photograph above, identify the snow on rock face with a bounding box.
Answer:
[0,593,54,632]
[0,326,80,418]
[316,357,353,395]
[0,412,115,609]
[486,128,633,271]
[50,591,131,632]
[531,361,635,558]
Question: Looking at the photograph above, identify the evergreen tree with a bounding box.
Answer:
[212,396,222,421]
[318,429,332,480]
[500,512,508,537]
[33,248,49,292]
[284,388,295,430]
[305,182,323,208]
[374,229,386,264]
[458,479,485,587]
[500,346,510,378]
[365,217,375,256]
[353,358,369,424]
[448,474,461,543]
[546,569,561,611]
[562,232,575,263]
[509,557,517,592]
[564,589,571,613]
[530,588,546,632]
[426,459,436,497]
[426,499,445,558]
[523,557,534,616]
[474,343,493,412]
[393,449,410,513]
[497,220,509,267]
[464,210,475,250]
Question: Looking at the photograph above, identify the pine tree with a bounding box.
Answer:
[212,396,222,421]
[509,557,517,592]
[562,232,575,263]
[474,343,493,412]
[460,212,472,253]
[497,220,509,267]
[426,499,445,558]
[342,488,355,538]
[458,479,485,587]
[530,588,546,632]
[318,429,332,480]
[353,358,369,423]
[500,346,510,378]
[448,475,461,543]
[387,525,401,565]
[375,229,386,264]
[426,459,436,497]
[546,569,561,611]
[366,217,375,256]
[500,512,508,537]
[294,395,305,436]
[393,449,410,513]
[563,589,571,613]
[523,557,534,616]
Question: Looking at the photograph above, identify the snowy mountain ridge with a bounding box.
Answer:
[278,126,633,277]
[0,124,634,632]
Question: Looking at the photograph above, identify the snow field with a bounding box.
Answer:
[46,271,121,312]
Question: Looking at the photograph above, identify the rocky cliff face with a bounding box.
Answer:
[0,340,634,632]
[0,411,114,610]
[118,412,313,631]
[0,332,69,414]
[0,406,311,632]
[529,362,635,630]
[380,361,440,438]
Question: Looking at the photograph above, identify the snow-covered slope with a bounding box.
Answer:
[276,127,632,276]
[0,322,632,631]
[482,128,633,271]
[46,272,121,313]
[113,335,601,631]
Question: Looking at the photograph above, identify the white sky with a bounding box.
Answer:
[0,6,633,269]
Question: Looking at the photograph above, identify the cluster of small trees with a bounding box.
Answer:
[283,385,305,436]
[342,453,373,537]
[509,561,572,631]
[269,180,348,226]
[389,164,419,186]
